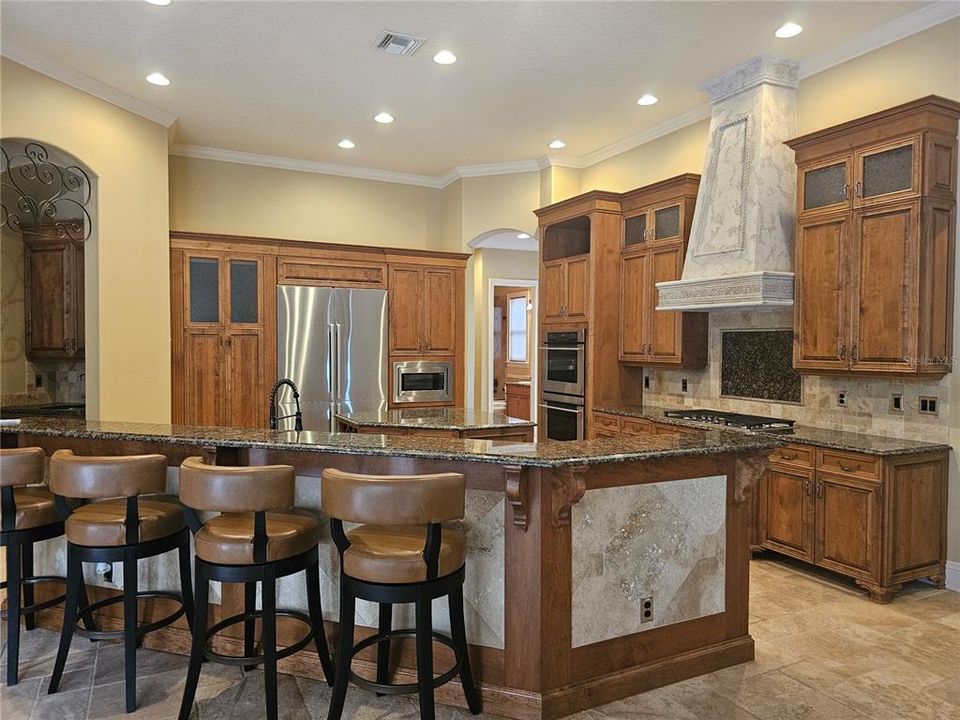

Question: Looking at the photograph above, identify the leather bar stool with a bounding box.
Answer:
[321,468,482,720]
[47,449,194,714]
[1,448,95,686]
[176,457,334,720]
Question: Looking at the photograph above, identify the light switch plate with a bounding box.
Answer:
[890,394,903,414]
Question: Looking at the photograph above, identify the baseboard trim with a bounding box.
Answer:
[946,560,960,592]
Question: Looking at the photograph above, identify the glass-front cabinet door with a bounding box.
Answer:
[799,157,852,217]
[622,210,648,250]
[651,202,683,243]
[227,258,261,326]
[186,254,221,326]
[854,136,921,207]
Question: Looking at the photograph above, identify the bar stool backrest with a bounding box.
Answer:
[0,447,44,487]
[179,457,295,512]
[49,449,166,499]
[320,469,465,526]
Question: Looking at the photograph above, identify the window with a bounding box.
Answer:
[508,294,529,363]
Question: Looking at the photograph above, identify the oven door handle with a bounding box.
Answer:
[539,346,584,352]
[538,403,584,415]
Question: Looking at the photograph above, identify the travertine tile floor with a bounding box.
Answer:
[3,556,960,719]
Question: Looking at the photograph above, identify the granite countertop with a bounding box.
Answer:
[335,407,535,430]
[2,416,780,469]
[594,405,951,457]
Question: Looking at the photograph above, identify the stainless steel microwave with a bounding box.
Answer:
[393,360,452,404]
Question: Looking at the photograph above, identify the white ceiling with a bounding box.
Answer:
[0,1,944,177]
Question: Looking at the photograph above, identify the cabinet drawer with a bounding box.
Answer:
[817,449,879,479]
[594,428,621,439]
[593,413,622,431]
[769,444,814,468]
[279,256,386,288]
[621,418,655,436]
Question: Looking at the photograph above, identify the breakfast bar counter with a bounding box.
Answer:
[334,407,536,441]
[3,417,779,720]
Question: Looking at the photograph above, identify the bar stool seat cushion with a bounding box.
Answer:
[194,509,322,565]
[11,486,61,530]
[343,525,465,584]
[65,495,185,547]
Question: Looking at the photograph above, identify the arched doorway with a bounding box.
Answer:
[1,139,96,417]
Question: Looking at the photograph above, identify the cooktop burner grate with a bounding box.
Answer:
[663,409,795,432]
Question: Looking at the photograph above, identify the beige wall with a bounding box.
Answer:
[1,58,171,423]
[459,172,541,247]
[169,155,443,249]
[539,165,583,206]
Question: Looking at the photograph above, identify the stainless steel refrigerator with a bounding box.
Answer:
[275,286,388,432]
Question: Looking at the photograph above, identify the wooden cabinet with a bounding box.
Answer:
[385,254,466,408]
[540,255,589,323]
[787,96,960,376]
[589,411,696,440]
[618,176,707,368]
[387,264,460,356]
[23,234,84,360]
[172,247,273,428]
[504,382,531,420]
[755,440,948,603]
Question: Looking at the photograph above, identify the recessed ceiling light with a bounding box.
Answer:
[433,50,457,65]
[775,22,803,38]
[548,139,566,150]
[144,0,171,5]
[517,233,531,239]
[637,94,658,106]
[145,72,170,86]
[374,112,395,124]
[338,139,356,149]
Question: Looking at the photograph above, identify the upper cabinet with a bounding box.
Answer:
[23,233,84,360]
[617,175,707,368]
[539,214,593,324]
[787,96,960,377]
[387,263,462,356]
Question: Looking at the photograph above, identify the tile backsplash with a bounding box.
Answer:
[642,310,950,443]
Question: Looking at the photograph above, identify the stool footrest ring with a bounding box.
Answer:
[202,609,315,667]
[73,590,185,641]
[348,628,462,696]
[0,575,67,618]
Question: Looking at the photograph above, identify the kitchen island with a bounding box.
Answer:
[335,406,535,441]
[3,417,779,719]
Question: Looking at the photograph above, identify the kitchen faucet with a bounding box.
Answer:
[269,378,303,431]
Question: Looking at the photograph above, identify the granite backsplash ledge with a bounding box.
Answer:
[640,310,951,444]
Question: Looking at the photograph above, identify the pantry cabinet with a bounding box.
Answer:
[787,96,960,377]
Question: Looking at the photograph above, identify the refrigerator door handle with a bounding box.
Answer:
[328,323,337,403]
[334,322,343,401]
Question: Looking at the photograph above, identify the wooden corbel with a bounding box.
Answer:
[550,464,588,527]
[504,465,529,531]
[734,454,769,504]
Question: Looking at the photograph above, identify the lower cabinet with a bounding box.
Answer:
[756,444,947,603]
[504,382,531,420]
[590,411,696,439]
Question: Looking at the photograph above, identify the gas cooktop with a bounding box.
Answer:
[662,409,795,433]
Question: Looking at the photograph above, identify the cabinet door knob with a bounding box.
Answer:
[816,481,823,498]
[839,463,861,473]
[851,345,858,361]
[842,183,849,200]
[803,479,812,496]
[854,181,862,198]
[839,343,846,360]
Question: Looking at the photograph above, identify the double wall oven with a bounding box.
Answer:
[539,329,586,441]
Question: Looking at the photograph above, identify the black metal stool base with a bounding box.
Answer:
[47,526,195,715]
[2,520,75,687]
[327,565,483,720]
[177,547,333,720]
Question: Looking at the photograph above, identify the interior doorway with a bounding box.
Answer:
[488,278,537,420]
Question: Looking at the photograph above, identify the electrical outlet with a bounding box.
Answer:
[890,394,903,413]
[837,391,848,408]
[641,596,654,623]
[919,396,939,416]
[681,378,689,393]
[643,375,651,390]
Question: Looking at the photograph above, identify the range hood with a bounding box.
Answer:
[657,56,799,311]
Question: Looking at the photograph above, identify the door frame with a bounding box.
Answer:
[487,277,538,422]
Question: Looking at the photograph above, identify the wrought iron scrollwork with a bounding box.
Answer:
[1,140,93,241]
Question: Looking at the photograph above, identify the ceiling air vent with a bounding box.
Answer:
[373,30,423,57]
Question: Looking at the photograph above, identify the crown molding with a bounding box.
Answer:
[798,0,960,78]
[170,144,445,188]
[1,42,178,128]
